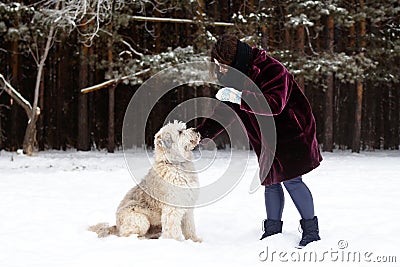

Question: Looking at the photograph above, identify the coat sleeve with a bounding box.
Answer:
[239,62,293,116]
[196,102,236,140]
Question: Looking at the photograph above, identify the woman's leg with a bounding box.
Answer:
[261,183,285,239]
[283,176,315,220]
[264,183,285,220]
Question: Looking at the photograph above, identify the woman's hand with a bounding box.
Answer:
[215,87,242,104]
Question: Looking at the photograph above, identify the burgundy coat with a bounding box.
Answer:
[197,48,322,186]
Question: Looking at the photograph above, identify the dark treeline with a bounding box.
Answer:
[0,0,399,153]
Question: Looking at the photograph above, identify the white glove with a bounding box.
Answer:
[215,87,242,104]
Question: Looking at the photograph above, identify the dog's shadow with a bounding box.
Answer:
[142,225,162,239]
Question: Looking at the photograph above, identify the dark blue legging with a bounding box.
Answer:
[264,176,315,220]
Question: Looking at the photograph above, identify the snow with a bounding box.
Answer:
[0,150,399,267]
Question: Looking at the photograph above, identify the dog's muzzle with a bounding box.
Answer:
[190,131,201,147]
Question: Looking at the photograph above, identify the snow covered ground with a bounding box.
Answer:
[0,149,399,267]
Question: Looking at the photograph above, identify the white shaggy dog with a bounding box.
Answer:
[89,121,202,242]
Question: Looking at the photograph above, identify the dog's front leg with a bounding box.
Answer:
[161,207,185,241]
[182,209,202,242]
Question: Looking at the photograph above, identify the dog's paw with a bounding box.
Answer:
[190,236,202,243]
[185,235,202,243]
[161,233,184,241]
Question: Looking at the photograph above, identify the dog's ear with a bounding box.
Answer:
[155,132,173,149]
[162,132,173,148]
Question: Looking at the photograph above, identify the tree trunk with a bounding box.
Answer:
[107,21,115,153]
[377,88,385,149]
[387,88,393,149]
[38,62,46,150]
[334,82,341,148]
[0,111,2,149]
[398,85,400,149]
[284,3,291,51]
[352,0,366,153]
[22,115,39,155]
[323,14,335,152]
[296,25,305,91]
[155,10,162,52]
[10,35,19,150]
[22,19,56,155]
[108,86,115,152]
[324,73,334,152]
[77,43,90,151]
[56,35,66,150]
[88,45,96,149]
[352,80,363,152]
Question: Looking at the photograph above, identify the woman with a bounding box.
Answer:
[196,34,322,247]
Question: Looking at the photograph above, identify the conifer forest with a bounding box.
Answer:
[0,0,399,154]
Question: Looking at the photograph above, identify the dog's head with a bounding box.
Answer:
[154,120,201,163]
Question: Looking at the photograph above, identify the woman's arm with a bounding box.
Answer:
[240,60,293,116]
[196,101,237,140]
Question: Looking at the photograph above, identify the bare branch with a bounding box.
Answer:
[100,29,144,57]
[0,104,10,110]
[31,2,59,118]
[128,15,234,26]
[120,39,144,57]
[305,26,319,56]
[38,0,123,42]
[80,68,151,94]
[28,45,39,66]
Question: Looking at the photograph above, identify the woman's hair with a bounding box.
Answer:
[211,34,238,65]
[210,34,238,78]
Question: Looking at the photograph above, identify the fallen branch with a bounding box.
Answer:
[128,15,234,27]
[80,68,151,94]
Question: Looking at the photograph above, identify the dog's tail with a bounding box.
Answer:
[88,223,118,238]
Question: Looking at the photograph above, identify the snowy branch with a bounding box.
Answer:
[0,73,33,117]
[36,1,200,43]
[38,0,119,42]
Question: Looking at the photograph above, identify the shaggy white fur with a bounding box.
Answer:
[89,121,202,242]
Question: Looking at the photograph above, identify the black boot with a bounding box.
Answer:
[298,216,321,247]
[260,219,283,240]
